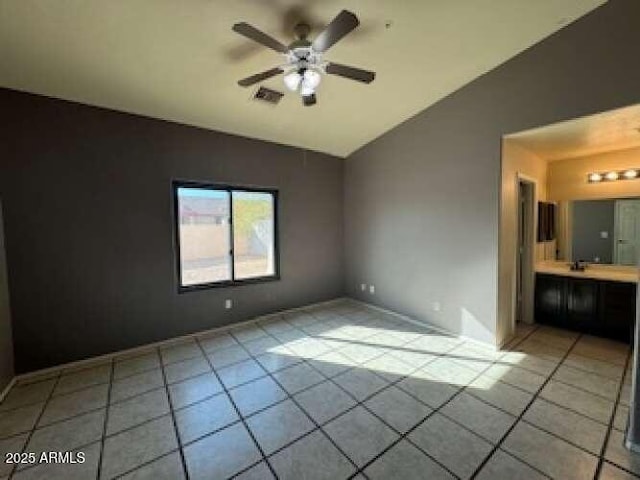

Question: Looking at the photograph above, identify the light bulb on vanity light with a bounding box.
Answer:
[624,169,638,179]
[605,171,619,181]
[588,173,603,182]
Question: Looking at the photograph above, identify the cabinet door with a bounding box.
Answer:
[599,281,636,342]
[535,274,567,327]
[567,278,598,330]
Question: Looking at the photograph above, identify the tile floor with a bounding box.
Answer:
[0,300,638,479]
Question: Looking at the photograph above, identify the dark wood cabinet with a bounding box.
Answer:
[599,281,637,341]
[535,274,567,327]
[567,278,598,328]
[535,273,636,342]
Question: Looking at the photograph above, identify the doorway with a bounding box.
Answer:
[515,178,535,325]
[614,199,640,266]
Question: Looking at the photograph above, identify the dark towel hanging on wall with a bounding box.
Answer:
[537,202,556,242]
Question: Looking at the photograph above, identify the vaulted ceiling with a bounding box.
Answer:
[0,0,605,157]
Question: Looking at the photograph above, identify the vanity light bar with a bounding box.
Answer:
[588,169,639,183]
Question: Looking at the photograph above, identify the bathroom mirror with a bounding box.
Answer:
[555,198,640,266]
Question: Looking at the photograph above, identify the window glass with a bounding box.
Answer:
[177,187,231,286]
[233,191,276,280]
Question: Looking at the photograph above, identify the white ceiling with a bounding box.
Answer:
[507,103,640,161]
[0,0,605,157]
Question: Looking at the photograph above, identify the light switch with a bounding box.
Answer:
[600,231,609,239]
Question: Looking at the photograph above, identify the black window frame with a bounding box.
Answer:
[173,180,280,293]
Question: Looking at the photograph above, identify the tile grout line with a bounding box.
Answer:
[593,348,634,480]
[264,320,538,478]
[0,332,590,415]
[2,306,632,479]
[465,370,621,417]
[330,322,542,477]
[193,336,280,480]
[111,450,183,480]
[226,327,366,479]
[275,322,628,405]
[7,369,63,479]
[4,336,614,447]
[2,315,622,417]
[468,331,585,480]
[232,310,544,479]
[5,322,615,480]
[0,310,421,460]
[428,366,623,470]
[2,334,409,451]
[95,358,115,480]
[305,345,466,478]
[460,334,634,476]
[158,348,191,480]
[332,325,545,479]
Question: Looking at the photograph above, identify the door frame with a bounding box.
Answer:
[512,173,537,333]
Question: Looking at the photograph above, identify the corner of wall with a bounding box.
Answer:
[0,199,15,393]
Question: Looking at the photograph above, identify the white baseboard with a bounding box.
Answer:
[15,297,348,384]
[0,376,16,403]
[15,296,496,385]
[350,299,498,351]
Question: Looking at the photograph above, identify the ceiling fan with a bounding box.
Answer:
[232,10,375,106]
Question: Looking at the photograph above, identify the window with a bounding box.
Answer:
[174,182,278,290]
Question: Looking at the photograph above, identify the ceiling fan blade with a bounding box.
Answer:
[238,67,284,87]
[232,22,288,53]
[312,10,359,53]
[325,63,375,83]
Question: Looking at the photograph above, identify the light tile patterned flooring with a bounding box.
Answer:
[0,300,638,479]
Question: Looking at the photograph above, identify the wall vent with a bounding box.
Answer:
[253,86,284,105]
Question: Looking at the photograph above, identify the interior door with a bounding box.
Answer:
[615,199,640,266]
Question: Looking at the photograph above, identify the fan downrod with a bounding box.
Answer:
[293,22,311,40]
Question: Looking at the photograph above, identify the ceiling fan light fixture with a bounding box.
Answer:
[283,71,302,91]
[300,83,316,97]
[233,10,375,106]
[303,69,322,89]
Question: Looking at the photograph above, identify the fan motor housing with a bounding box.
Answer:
[293,22,311,40]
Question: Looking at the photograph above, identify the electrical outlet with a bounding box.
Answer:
[225,299,232,310]
[433,302,441,312]
[369,285,375,294]
[360,283,367,291]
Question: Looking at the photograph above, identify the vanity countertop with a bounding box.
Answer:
[535,261,638,284]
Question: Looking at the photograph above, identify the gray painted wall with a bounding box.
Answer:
[0,89,344,373]
[572,200,615,263]
[0,201,14,391]
[344,0,640,344]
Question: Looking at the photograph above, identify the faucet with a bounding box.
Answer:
[570,260,587,271]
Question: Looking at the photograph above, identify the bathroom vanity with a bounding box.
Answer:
[534,261,637,342]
